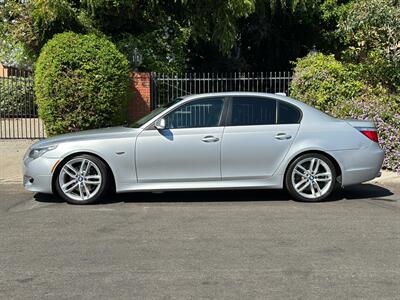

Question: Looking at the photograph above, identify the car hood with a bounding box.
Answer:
[32,126,141,148]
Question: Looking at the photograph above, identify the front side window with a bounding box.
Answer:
[164,98,224,129]
[130,97,183,128]
[230,97,276,126]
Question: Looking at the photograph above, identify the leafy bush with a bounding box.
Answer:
[291,53,400,172]
[0,76,35,117]
[35,32,130,135]
[290,53,365,111]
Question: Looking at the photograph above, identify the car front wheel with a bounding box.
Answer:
[285,153,336,202]
[55,154,109,204]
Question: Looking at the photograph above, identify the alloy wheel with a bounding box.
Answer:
[291,157,333,200]
[58,157,102,201]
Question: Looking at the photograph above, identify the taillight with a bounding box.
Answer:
[359,129,379,143]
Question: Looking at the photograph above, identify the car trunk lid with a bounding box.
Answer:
[343,119,379,143]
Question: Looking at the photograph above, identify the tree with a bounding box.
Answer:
[0,0,326,71]
[337,0,400,92]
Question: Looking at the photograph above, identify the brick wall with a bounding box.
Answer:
[128,72,151,122]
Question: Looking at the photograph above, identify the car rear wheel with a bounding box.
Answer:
[285,153,336,202]
[55,154,109,204]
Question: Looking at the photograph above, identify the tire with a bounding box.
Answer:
[55,154,110,204]
[285,153,336,202]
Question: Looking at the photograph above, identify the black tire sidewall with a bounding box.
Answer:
[285,153,336,202]
[55,154,109,205]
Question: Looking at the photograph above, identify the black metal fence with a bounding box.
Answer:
[0,68,45,139]
[150,72,292,109]
[0,70,292,139]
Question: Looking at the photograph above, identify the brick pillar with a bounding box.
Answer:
[0,63,8,77]
[128,72,151,122]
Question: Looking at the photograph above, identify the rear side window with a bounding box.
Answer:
[277,101,301,124]
[231,97,276,126]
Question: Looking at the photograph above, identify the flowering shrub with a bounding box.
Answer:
[291,53,400,173]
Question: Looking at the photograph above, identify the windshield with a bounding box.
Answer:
[130,97,183,128]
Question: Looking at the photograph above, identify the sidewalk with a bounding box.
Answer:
[0,140,36,184]
[0,140,399,186]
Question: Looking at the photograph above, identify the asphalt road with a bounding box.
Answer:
[1,183,399,299]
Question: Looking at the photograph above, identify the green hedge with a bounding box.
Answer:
[291,53,400,173]
[35,32,130,136]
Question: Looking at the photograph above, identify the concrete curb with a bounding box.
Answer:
[368,170,400,185]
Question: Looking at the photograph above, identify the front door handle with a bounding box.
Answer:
[275,133,292,140]
[202,135,220,143]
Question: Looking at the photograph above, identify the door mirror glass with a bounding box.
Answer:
[155,118,166,130]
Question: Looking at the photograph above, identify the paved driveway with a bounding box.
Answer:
[0,183,399,299]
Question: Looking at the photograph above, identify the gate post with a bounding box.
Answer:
[128,72,151,122]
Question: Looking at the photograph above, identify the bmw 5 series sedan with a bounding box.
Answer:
[23,92,384,204]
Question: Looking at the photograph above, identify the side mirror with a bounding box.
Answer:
[154,118,166,130]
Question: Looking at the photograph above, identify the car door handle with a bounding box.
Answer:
[274,133,292,140]
[202,136,220,143]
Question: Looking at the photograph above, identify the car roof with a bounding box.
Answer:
[181,92,307,110]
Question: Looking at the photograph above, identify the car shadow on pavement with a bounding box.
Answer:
[34,183,394,205]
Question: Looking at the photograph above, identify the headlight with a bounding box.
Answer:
[28,144,58,159]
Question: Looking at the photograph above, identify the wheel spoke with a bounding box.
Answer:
[297,164,307,173]
[65,182,79,193]
[316,177,331,182]
[79,183,85,200]
[85,161,91,173]
[313,181,322,196]
[62,179,76,190]
[295,178,307,189]
[313,159,320,174]
[83,183,91,198]
[315,172,331,177]
[64,163,77,177]
[310,183,316,197]
[294,169,305,177]
[315,172,331,182]
[309,158,316,172]
[85,175,101,184]
[79,159,87,173]
[298,181,310,192]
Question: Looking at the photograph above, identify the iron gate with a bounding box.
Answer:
[0,68,45,139]
[150,71,292,109]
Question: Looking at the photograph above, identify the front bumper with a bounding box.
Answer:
[23,156,59,193]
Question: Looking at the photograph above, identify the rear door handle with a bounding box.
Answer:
[274,133,292,140]
[202,135,220,143]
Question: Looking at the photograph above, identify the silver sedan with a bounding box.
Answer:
[23,92,384,204]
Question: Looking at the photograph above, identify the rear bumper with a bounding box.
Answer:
[328,143,384,186]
